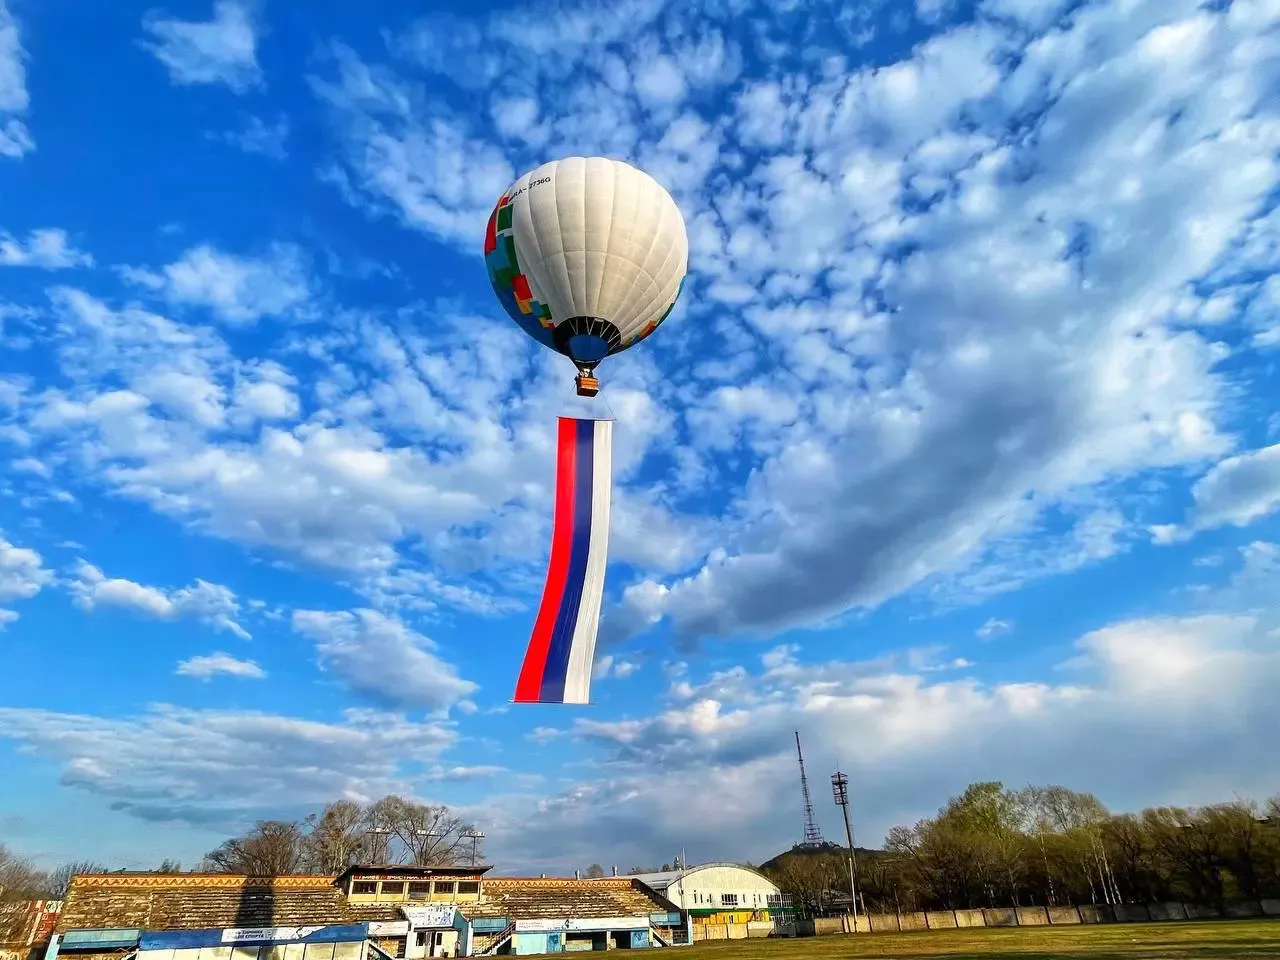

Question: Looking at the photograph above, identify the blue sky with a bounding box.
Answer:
[2,0,1280,877]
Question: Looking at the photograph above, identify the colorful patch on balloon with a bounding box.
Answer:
[484,193,557,343]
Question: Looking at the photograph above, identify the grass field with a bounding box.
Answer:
[682,919,1280,959]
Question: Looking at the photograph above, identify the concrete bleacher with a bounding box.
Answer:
[468,879,667,920]
[59,875,367,932]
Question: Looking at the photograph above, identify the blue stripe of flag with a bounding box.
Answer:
[539,418,596,702]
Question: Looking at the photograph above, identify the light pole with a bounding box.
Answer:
[832,771,860,931]
[463,830,485,867]
[415,830,441,866]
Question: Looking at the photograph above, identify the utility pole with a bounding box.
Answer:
[831,770,860,932]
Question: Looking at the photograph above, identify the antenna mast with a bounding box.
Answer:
[795,731,824,847]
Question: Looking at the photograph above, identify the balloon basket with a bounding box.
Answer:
[575,373,600,397]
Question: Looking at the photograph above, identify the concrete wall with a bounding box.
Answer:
[1077,904,1114,924]
[984,908,1018,927]
[793,900,1280,939]
[1147,903,1186,922]
[691,922,774,942]
[898,913,927,932]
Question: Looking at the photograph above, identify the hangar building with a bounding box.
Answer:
[623,864,792,939]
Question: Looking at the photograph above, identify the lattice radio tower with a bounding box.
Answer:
[794,731,825,847]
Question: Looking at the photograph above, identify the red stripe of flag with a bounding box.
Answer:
[514,418,578,701]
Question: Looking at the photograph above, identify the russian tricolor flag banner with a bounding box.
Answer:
[514,416,613,705]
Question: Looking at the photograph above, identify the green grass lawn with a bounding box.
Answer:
[682,919,1280,959]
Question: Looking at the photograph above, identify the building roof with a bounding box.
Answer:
[335,865,492,884]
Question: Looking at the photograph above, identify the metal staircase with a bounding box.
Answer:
[476,921,516,956]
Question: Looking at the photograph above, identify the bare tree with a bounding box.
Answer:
[48,861,108,898]
[0,843,51,902]
[305,801,370,873]
[366,797,478,866]
[203,821,306,876]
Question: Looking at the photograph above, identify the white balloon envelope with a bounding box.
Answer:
[484,156,689,396]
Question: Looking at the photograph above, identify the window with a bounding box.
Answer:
[408,883,431,900]
[352,881,377,895]
[720,894,738,907]
[456,882,479,895]
[415,933,428,948]
[380,882,406,896]
[435,881,458,896]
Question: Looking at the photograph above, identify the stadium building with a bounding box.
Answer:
[46,867,688,959]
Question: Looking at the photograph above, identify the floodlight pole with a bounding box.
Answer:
[832,771,860,931]
[464,830,485,867]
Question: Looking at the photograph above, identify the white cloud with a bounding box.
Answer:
[140,0,262,93]
[0,0,33,158]
[11,456,50,477]
[11,282,688,618]
[633,55,687,108]
[310,46,516,248]
[122,244,312,325]
[68,561,251,639]
[291,609,478,712]
[593,655,641,681]
[0,533,52,621]
[1154,444,1280,542]
[484,612,1280,871]
[424,764,505,782]
[0,229,93,268]
[977,617,1013,639]
[176,652,267,680]
[209,114,289,159]
[0,704,455,828]
[916,0,957,23]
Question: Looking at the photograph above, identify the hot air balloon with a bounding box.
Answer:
[484,157,689,705]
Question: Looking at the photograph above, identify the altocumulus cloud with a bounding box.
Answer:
[0,0,1277,871]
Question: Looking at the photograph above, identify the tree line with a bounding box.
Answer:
[763,782,1280,916]
[202,797,484,875]
[0,844,120,901]
[0,795,481,901]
